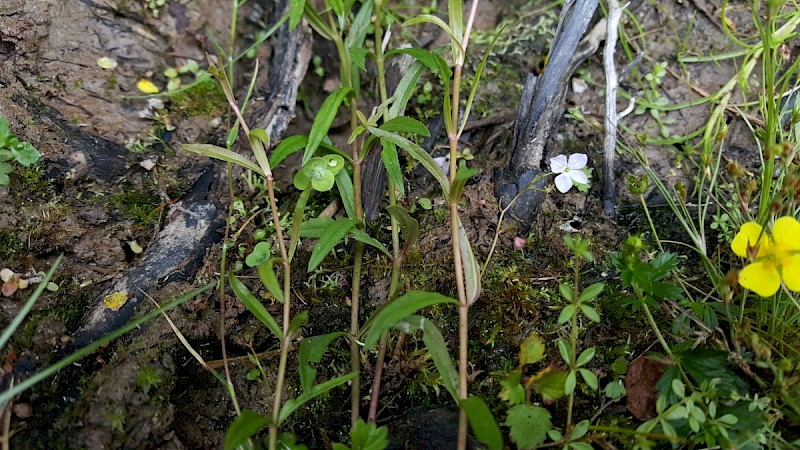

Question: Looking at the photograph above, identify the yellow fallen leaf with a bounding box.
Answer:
[137,79,160,94]
[96,57,118,69]
[104,291,129,311]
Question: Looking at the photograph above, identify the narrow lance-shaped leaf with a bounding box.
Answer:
[228,274,282,340]
[288,188,312,261]
[458,215,481,306]
[380,141,405,197]
[304,87,352,164]
[335,168,356,219]
[450,163,477,204]
[270,135,308,168]
[379,116,431,136]
[448,0,464,62]
[289,0,305,29]
[388,61,425,119]
[181,144,261,174]
[362,115,430,159]
[279,372,357,423]
[248,128,272,177]
[224,410,272,450]
[308,218,358,271]
[557,337,573,365]
[386,48,451,92]
[395,315,459,403]
[300,217,334,238]
[402,15,464,61]
[421,318,459,403]
[256,258,285,303]
[286,310,309,342]
[461,396,504,450]
[578,282,605,303]
[361,290,458,347]
[386,205,419,257]
[301,3,333,40]
[350,228,391,257]
[299,332,349,393]
[367,126,450,198]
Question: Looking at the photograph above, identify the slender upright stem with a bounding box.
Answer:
[367,0,404,422]
[450,2,481,446]
[349,80,366,430]
[266,174,292,450]
[565,260,581,429]
[219,172,242,417]
[757,5,778,221]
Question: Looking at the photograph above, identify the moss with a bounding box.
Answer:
[8,163,53,199]
[169,77,225,117]
[0,230,22,260]
[109,187,162,227]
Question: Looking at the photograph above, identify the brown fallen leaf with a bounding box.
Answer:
[625,355,670,420]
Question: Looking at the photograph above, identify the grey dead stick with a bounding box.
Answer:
[67,0,312,349]
[70,168,223,348]
[496,0,602,227]
[603,0,623,217]
[250,0,312,142]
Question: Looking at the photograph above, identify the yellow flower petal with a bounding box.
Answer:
[137,79,160,94]
[772,216,800,251]
[739,261,781,297]
[779,254,800,292]
[731,222,767,257]
[104,291,129,311]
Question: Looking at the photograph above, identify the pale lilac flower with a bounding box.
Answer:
[550,153,588,193]
[433,155,451,176]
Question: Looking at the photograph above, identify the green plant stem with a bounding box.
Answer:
[641,300,674,360]
[219,164,242,416]
[327,6,366,425]
[350,239,365,426]
[566,260,581,429]
[448,69,470,450]
[638,196,664,252]
[367,0,404,422]
[349,81,366,430]
[757,5,778,222]
[227,0,239,83]
[267,174,292,450]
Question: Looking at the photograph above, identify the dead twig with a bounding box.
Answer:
[603,1,623,216]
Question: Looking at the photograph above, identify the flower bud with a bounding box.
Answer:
[727,161,745,179]
[675,181,687,203]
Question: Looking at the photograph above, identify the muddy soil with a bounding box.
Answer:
[0,0,785,448]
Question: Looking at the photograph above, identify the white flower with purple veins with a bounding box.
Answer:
[550,153,589,193]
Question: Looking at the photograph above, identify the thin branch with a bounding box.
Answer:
[603,1,623,216]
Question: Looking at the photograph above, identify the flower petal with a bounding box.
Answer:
[550,155,568,173]
[731,222,765,258]
[772,216,800,251]
[779,254,800,292]
[739,261,781,297]
[569,169,589,185]
[554,173,573,193]
[567,153,588,170]
[137,79,160,94]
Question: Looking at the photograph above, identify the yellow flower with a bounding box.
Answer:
[137,79,160,94]
[731,216,800,297]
